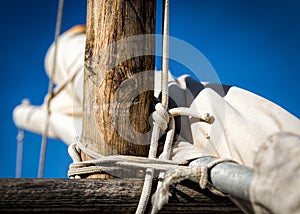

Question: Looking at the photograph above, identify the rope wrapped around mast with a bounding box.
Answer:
[67,0,228,213]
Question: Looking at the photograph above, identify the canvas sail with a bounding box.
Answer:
[13,26,300,213]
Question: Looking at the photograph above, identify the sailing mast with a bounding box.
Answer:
[81,0,156,178]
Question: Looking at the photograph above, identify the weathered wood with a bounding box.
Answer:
[82,0,156,178]
[0,179,242,213]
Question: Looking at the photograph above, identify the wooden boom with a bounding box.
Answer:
[0,179,241,213]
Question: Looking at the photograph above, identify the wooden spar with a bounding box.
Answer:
[190,157,254,201]
[0,179,241,213]
[81,0,156,178]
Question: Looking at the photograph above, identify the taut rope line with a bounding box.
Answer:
[136,0,171,212]
[15,129,24,178]
[38,0,64,178]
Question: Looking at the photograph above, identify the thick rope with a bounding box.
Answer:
[68,103,215,211]
[38,0,64,178]
[69,138,179,167]
[68,103,214,173]
[68,140,235,212]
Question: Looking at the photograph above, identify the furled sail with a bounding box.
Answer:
[13,25,85,145]
[13,26,300,213]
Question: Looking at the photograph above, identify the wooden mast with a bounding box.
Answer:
[81,0,156,178]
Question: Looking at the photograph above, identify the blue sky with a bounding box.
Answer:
[0,0,299,178]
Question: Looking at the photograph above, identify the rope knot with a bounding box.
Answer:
[152,158,234,211]
[152,103,170,132]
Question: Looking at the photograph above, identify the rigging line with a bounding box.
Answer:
[135,0,170,213]
[161,0,169,108]
[16,129,24,178]
[38,0,64,178]
[52,57,82,98]
[150,1,170,212]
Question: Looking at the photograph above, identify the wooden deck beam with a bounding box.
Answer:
[0,179,241,213]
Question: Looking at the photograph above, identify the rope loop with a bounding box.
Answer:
[152,103,170,132]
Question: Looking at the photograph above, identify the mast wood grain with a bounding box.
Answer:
[0,179,241,213]
[82,0,156,178]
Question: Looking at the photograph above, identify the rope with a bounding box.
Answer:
[67,101,214,178]
[15,129,24,178]
[38,0,64,178]
[68,138,180,178]
[135,0,170,212]
[152,158,235,211]
[68,102,215,211]
[161,0,169,108]
[68,139,234,212]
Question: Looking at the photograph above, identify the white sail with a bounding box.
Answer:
[13,25,85,145]
[13,25,300,213]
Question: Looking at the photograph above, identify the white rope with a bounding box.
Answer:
[68,137,180,178]
[68,101,214,176]
[68,141,234,212]
[152,158,235,211]
[161,0,169,108]
[38,0,64,178]
[68,103,214,210]
[135,0,170,212]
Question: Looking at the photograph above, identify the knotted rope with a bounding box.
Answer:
[67,0,232,213]
[68,102,215,213]
[152,158,235,210]
[68,139,235,212]
[135,0,171,212]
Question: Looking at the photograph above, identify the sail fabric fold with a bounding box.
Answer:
[250,132,300,214]
[166,75,300,168]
